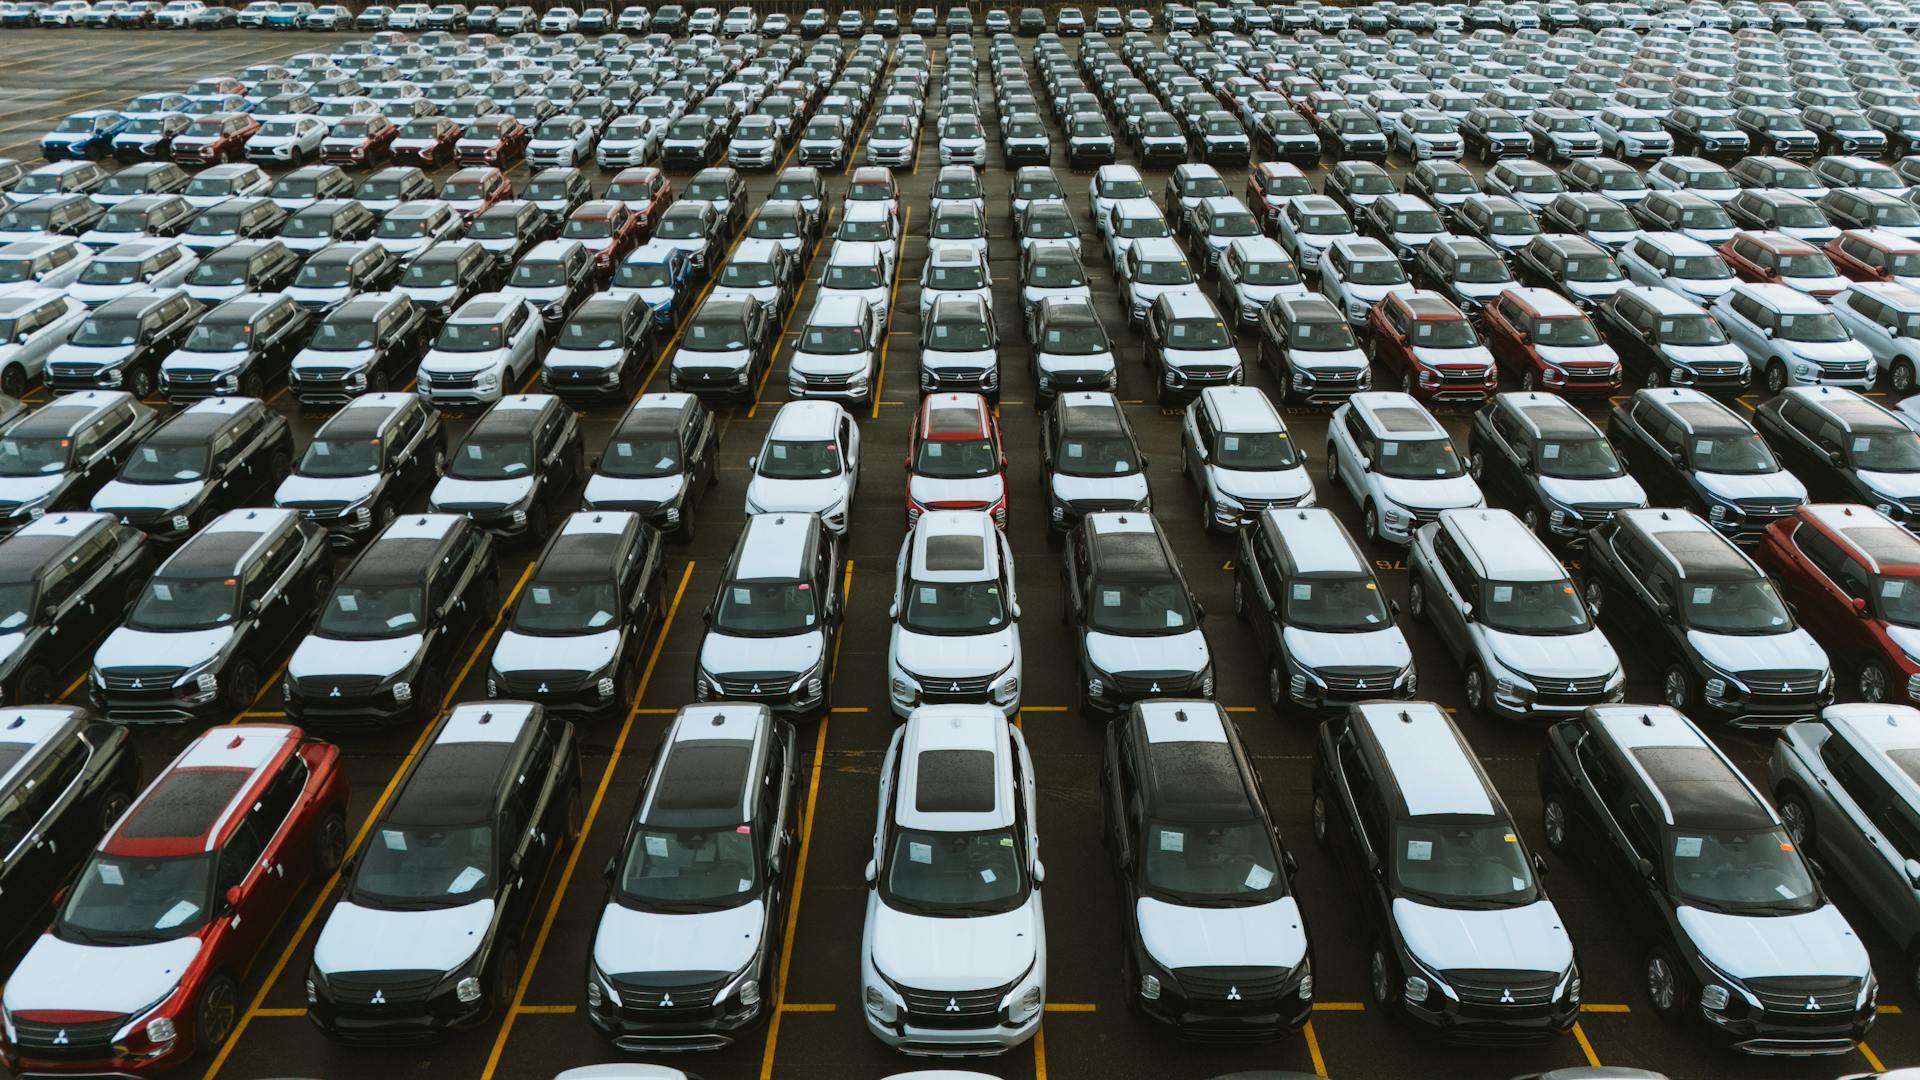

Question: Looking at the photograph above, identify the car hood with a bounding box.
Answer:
[746,474,848,514]
[1085,628,1209,676]
[1137,895,1308,970]
[1291,345,1369,373]
[290,631,423,680]
[1535,343,1618,367]
[1857,469,1920,502]
[1281,625,1412,671]
[1212,464,1314,502]
[1163,345,1243,370]
[90,478,204,514]
[871,900,1038,991]
[275,470,381,508]
[1374,473,1483,511]
[894,624,1015,679]
[431,473,534,508]
[1483,626,1619,680]
[583,472,685,508]
[700,629,823,677]
[908,473,1004,508]
[1537,473,1647,508]
[1392,897,1574,974]
[1412,344,1494,369]
[594,897,765,980]
[545,345,623,370]
[1675,902,1869,980]
[920,347,997,371]
[790,350,871,377]
[96,623,233,670]
[1791,337,1875,364]
[312,899,491,975]
[1666,341,1749,366]
[3,933,201,1015]
[1050,471,1149,504]
[294,345,379,371]
[1685,628,1828,675]
[491,627,619,676]
[1694,468,1807,503]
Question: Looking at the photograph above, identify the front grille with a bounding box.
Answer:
[11,1013,127,1055]
[1684,362,1740,378]
[1402,505,1445,527]
[1740,669,1825,697]
[426,370,485,390]
[1321,667,1402,692]
[294,673,386,699]
[1171,365,1237,384]
[916,672,994,703]
[1522,673,1611,706]
[797,371,856,389]
[1112,670,1199,695]
[609,971,725,1016]
[292,367,357,386]
[1176,966,1288,1004]
[1818,360,1871,377]
[1734,498,1800,520]
[1234,494,1308,513]
[1748,975,1861,1015]
[164,368,221,385]
[716,674,789,699]
[1063,497,1141,516]
[925,367,992,388]
[899,982,1006,1029]
[325,969,443,1014]
[281,499,349,521]
[1435,365,1492,383]
[495,668,591,697]
[101,666,184,692]
[1445,969,1560,1009]
[1558,363,1616,377]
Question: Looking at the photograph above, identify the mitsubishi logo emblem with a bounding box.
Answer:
[1150,682,1160,692]
[945,997,961,1012]
[1783,682,1793,693]
[950,682,961,692]
[370,989,386,1005]
[659,993,674,1008]
[51,1029,67,1046]
[750,683,761,694]
[329,686,341,698]
[130,679,142,689]
[1226,986,1241,1001]
[1356,679,1368,689]
[1500,987,1515,1004]
[119,516,129,525]
[1807,995,1820,1011]
[536,682,549,694]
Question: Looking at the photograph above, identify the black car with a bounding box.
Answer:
[661,114,725,170]
[1733,107,1822,159]
[1752,385,1920,514]
[1040,392,1150,534]
[288,292,432,404]
[274,392,447,545]
[1403,160,1481,221]
[355,165,436,213]
[160,292,313,401]
[1606,388,1806,544]
[1467,392,1646,543]
[0,514,153,704]
[1411,236,1517,315]
[581,391,718,540]
[542,293,657,404]
[1062,511,1211,712]
[1663,106,1752,159]
[1513,234,1628,309]
[1804,105,1887,157]
[398,239,505,322]
[91,396,292,544]
[1323,160,1394,220]
[1594,287,1751,393]
[1631,190,1736,237]
[1319,108,1390,161]
[306,698,581,1039]
[1537,704,1872,1051]
[279,198,379,249]
[0,392,162,537]
[1099,699,1312,1036]
[0,704,141,953]
[284,511,497,724]
[1459,106,1534,161]
[1725,188,1834,235]
[429,393,584,540]
[466,200,555,264]
[1453,194,1541,263]
[89,506,333,722]
[184,239,305,304]
[666,293,775,402]
[486,509,666,716]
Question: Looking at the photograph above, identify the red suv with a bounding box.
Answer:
[604,166,672,232]
[0,724,348,1076]
[563,199,644,277]
[1719,229,1848,296]
[1758,503,1920,704]
[438,166,513,223]
[1481,286,1623,394]
[170,112,259,166]
[905,391,1008,529]
[1247,161,1312,230]
[454,114,528,166]
[1826,228,1920,285]
[1365,289,1499,404]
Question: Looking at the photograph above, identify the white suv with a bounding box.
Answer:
[1318,236,1414,323]
[1328,391,1485,544]
[1712,282,1877,393]
[744,400,860,534]
[788,293,881,405]
[416,292,543,406]
[862,704,1045,1055]
[887,510,1022,718]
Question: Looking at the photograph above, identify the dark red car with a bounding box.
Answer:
[0,724,348,1077]
[1757,503,1920,703]
[904,391,1008,529]
[168,111,259,165]
[1365,288,1499,404]
[1826,228,1920,285]
[563,199,645,277]
[438,165,513,223]
[318,113,398,167]
[1719,228,1849,296]
[453,114,528,167]
[1480,286,1623,394]
[389,114,462,167]
[604,165,672,232]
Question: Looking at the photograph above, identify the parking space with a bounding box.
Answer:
[7,18,1920,1080]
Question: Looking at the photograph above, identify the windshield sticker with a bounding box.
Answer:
[1675,836,1703,858]
[1492,585,1513,603]
[448,866,483,894]
[337,594,359,612]
[980,868,997,884]
[1159,829,1184,853]
[154,900,199,930]
[386,612,416,629]
[97,863,123,886]
[381,829,407,851]
[645,835,668,858]
[1406,839,1433,862]
[1245,864,1275,890]
[1292,583,1312,600]
[1692,587,1714,605]
[909,840,932,864]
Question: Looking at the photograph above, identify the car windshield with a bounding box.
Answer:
[1167,316,1233,350]
[1483,114,1524,132]
[449,433,532,480]
[1141,818,1285,906]
[801,324,865,355]
[182,319,253,352]
[297,436,380,477]
[1661,254,1731,282]
[1453,254,1512,283]
[1479,576,1590,633]
[616,825,758,911]
[0,258,41,285]
[1679,575,1792,633]
[434,320,504,352]
[72,312,148,346]
[1681,427,1777,474]
[932,213,983,240]
[1284,573,1392,632]
[357,176,415,200]
[757,438,840,480]
[1529,313,1600,346]
[1015,176,1063,201]
[1653,313,1727,346]
[1487,209,1538,235]
[899,577,1008,635]
[0,434,73,477]
[122,116,178,136]
[1086,574,1193,634]
[58,854,214,944]
[1537,434,1626,478]
[1668,826,1818,914]
[128,575,239,630]
[1208,212,1259,237]
[78,259,144,287]
[558,313,626,350]
[1392,818,1536,907]
[509,259,569,289]
[1375,436,1464,479]
[1212,428,1299,471]
[513,578,618,634]
[1775,311,1848,342]
[1777,253,1838,278]
[523,178,577,204]
[1587,208,1636,232]
[1340,116,1380,134]
[614,259,672,288]
[120,441,207,483]
[881,825,1025,916]
[826,262,884,289]
[1409,317,1477,348]
[713,578,818,635]
[771,178,818,203]
[317,583,423,638]
[0,580,32,633]
[748,214,800,241]
[294,260,356,289]
[1845,429,1920,472]
[351,823,495,909]
[1393,210,1445,234]
[1348,258,1407,286]
[1027,255,1085,287]
[683,315,746,351]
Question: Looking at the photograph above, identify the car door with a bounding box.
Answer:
[1423,530,1475,660]
[0,737,88,941]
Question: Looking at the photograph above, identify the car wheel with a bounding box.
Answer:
[1662,663,1693,709]
[0,364,23,398]
[1399,369,1415,395]
[240,371,264,398]
[1232,575,1246,618]
[1522,506,1542,536]
[1469,450,1485,480]
[98,788,134,832]
[1777,788,1815,851]
[1310,785,1331,847]
[195,972,240,1051]
[1267,663,1286,707]
[14,664,53,705]
[1363,501,1381,544]
[1860,659,1893,703]
[1465,663,1488,714]
[127,365,154,400]
[1408,580,1426,621]
[225,660,261,712]
[1644,949,1690,1023]
[314,810,348,873]
[490,939,521,1018]
[1326,445,1341,489]
[1583,577,1604,617]
[1894,359,1916,395]
[1542,793,1569,852]
[1645,365,1664,389]
[1368,940,1396,1008]
[1520,368,1536,391]
[1766,358,1788,395]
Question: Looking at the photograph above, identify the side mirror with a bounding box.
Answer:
[1388,599,1402,618]
[1282,849,1298,878]
[1532,852,1548,878]
[1011,602,1022,621]
[1636,856,1655,880]
[1905,857,1920,889]
[887,602,900,620]
[1457,599,1473,619]
[863,858,878,885]
[1031,859,1046,885]
[1854,596,1870,616]
[602,856,616,882]
[1138,454,1151,468]
[747,454,757,470]
[15,332,29,345]
[223,884,243,912]
[1194,600,1207,619]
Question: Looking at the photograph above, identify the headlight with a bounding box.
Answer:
[171,514,191,533]
[456,976,482,1004]
[392,680,412,704]
[145,1016,176,1043]
[1699,983,1730,1010]
[890,675,916,703]
[865,984,888,1014]
[1008,984,1042,1024]
[1404,975,1430,1004]
[1138,973,1161,1000]
[991,670,1020,704]
[196,672,218,695]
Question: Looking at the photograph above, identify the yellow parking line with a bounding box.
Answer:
[251,1007,305,1018]
[478,562,693,1080]
[1045,1002,1096,1011]
[1580,1003,1632,1013]
[779,1001,836,1012]
[1034,1020,1049,1080]
[1311,1001,1366,1011]
[206,562,539,1080]
[1860,1041,1888,1071]
[1303,1019,1328,1076]
[58,670,86,701]
[757,709,834,1078]
[1020,705,1069,712]
[870,206,909,420]
[829,705,869,713]
[513,1004,575,1015]
[1572,1021,1602,1066]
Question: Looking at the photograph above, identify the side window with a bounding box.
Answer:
[1254,529,1286,602]
[1835,556,1873,602]
[1821,734,1886,811]
[1335,728,1384,853]
[217,817,265,894]
[251,754,307,843]
[1794,521,1846,582]
[1,737,87,852]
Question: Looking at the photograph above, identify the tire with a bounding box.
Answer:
[314,810,348,873]
[1765,359,1788,395]
[1232,575,1247,618]
[1310,785,1331,848]
[1893,359,1916,395]
[1520,368,1536,391]
[1522,506,1543,536]
[1399,369,1415,395]
[1777,787,1815,851]
[1469,450,1484,481]
[1662,663,1694,710]
[1464,663,1489,715]
[1542,793,1570,852]
[127,365,154,400]
[1859,658,1893,703]
[1363,501,1381,544]
[1325,445,1341,489]
[240,371,265,399]
[225,660,260,713]
[1408,580,1426,621]
[13,664,53,705]
[0,363,23,398]
[98,787,134,832]
[1644,949,1691,1024]
[1582,577,1604,618]
[1368,939,1397,1009]
[1644,365,1664,389]
[195,973,240,1052]
[490,940,521,1018]
[1267,662,1285,707]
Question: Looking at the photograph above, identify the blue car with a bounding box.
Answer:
[613,241,696,329]
[42,111,129,162]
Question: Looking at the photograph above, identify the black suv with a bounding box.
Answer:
[1631,190,1737,236]
[184,239,304,304]
[1412,236,1518,315]
[1323,160,1394,218]
[160,292,313,401]
[1594,287,1751,393]
[0,391,161,537]
[1581,507,1832,722]
[1403,160,1481,221]
[1606,388,1807,543]
[1725,189,1833,235]
[89,507,333,723]
[666,294,774,403]
[1514,234,1629,309]
[274,392,445,546]
[429,394,584,540]
[285,512,497,725]
[1752,386,1920,514]
[398,239,505,322]
[1234,505,1414,708]
[1318,108,1390,161]
[1468,392,1648,543]
[0,705,141,953]
[0,513,153,704]
[582,392,719,540]
[306,699,581,1039]
[1063,511,1212,712]
[543,293,658,405]
[1537,704,1873,1051]
[1039,392,1151,534]
[45,288,200,399]
[91,396,292,544]
[1099,698,1312,1036]
[289,292,432,404]
[1453,194,1541,262]
[487,510,666,718]
[1459,106,1533,161]
[279,198,378,248]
